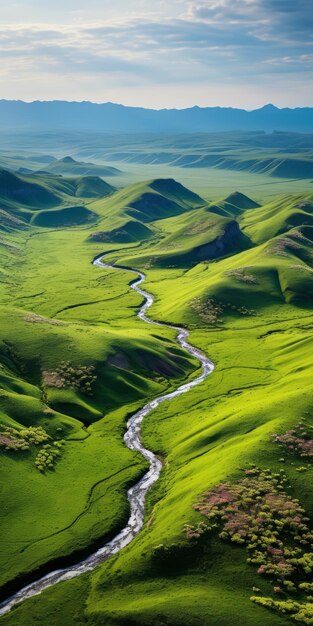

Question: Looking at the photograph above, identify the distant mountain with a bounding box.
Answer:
[0,101,312,133]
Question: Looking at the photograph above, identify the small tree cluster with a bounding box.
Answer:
[225,268,258,284]
[23,313,64,326]
[42,361,97,396]
[0,424,65,473]
[251,596,313,625]
[0,425,49,451]
[191,296,255,325]
[186,467,313,624]
[184,521,212,540]
[273,424,313,459]
[191,297,224,324]
[289,264,313,275]
[35,441,65,472]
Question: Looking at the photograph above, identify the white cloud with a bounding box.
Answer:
[0,0,311,106]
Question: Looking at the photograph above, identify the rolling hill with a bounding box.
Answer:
[40,156,121,178]
[208,191,260,218]
[0,166,312,626]
[121,209,248,269]
[240,193,313,243]
[0,168,116,230]
[88,178,204,244]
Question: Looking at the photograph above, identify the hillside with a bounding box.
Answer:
[1,133,313,193]
[0,168,62,210]
[240,193,313,244]
[0,171,312,626]
[99,145,313,180]
[87,178,204,244]
[41,156,121,178]
[0,168,116,230]
[121,207,250,269]
[208,192,260,218]
[0,219,198,601]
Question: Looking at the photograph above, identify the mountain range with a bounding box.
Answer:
[0,101,312,133]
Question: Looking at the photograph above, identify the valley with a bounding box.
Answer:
[0,133,312,625]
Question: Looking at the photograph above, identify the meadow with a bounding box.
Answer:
[0,135,312,625]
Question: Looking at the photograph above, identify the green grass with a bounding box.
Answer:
[0,218,198,592]
[0,168,116,232]
[118,205,248,269]
[240,193,313,244]
[4,265,311,625]
[0,152,312,625]
[30,205,97,227]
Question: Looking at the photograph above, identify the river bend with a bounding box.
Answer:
[0,255,214,616]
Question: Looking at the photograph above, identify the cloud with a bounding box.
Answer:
[187,0,313,40]
[188,0,259,24]
[0,0,311,106]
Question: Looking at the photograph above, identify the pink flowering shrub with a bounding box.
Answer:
[186,467,313,624]
[273,424,313,458]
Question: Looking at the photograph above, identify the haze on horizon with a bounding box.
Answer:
[0,0,312,109]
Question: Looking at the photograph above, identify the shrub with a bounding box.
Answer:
[0,424,65,472]
[42,361,97,396]
[35,441,65,473]
[187,466,313,624]
[272,424,313,459]
[225,268,257,284]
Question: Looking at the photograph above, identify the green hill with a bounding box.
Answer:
[24,172,116,202]
[0,168,116,230]
[121,207,249,269]
[208,191,260,218]
[42,156,121,177]
[240,193,313,244]
[108,188,258,270]
[70,175,115,198]
[31,205,97,228]
[89,220,153,244]
[269,158,313,178]
[92,178,203,221]
[0,208,28,233]
[87,178,204,245]
[0,168,62,210]
[202,155,313,178]
[0,174,313,626]
[148,227,313,325]
[123,179,204,223]
[148,178,204,207]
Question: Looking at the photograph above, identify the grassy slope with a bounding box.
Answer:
[0,174,312,625]
[75,217,311,626]
[84,177,205,249]
[240,192,313,244]
[0,210,198,591]
[42,156,121,178]
[1,132,313,201]
[118,199,251,269]
[0,168,116,231]
[88,178,203,228]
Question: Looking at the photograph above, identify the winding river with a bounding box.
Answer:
[0,255,214,617]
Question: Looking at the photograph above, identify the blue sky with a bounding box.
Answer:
[0,0,312,108]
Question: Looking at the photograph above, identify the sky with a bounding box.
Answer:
[0,0,312,109]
